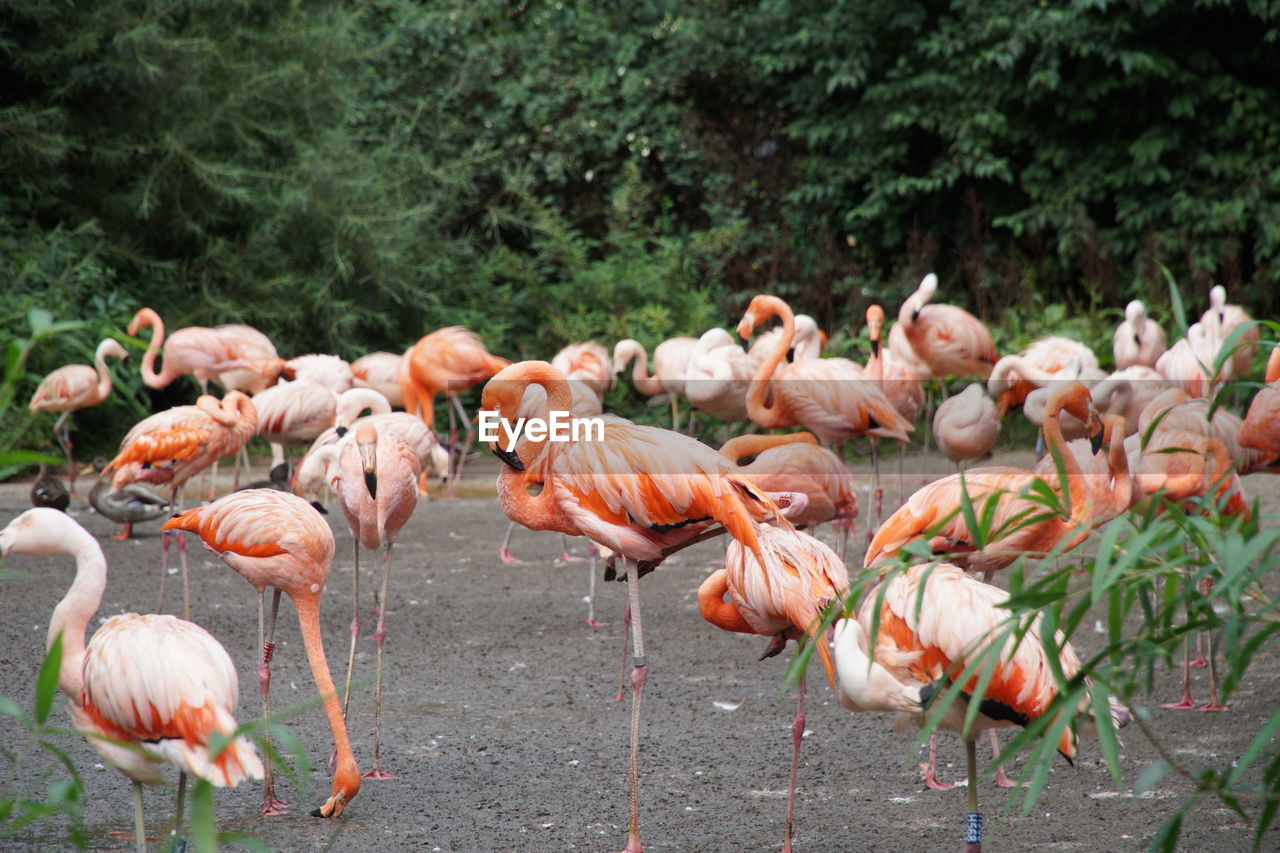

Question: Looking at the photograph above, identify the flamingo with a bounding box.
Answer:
[1200,285,1259,375]
[683,328,759,425]
[103,390,258,618]
[697,525,848,853]
[1156,322,1232,397]
[252,383,390,469]
[285,354,356,393]
[988,337,1099,416]
[293,411,450,505]
[1113,300,1168,369]
[400,326,511,494]
[738,295,913,453]
[718,432,858,557]
[162,489,362,817]
[352,351,406,408]
[748,313,825,363]
[866,304,925,515]
[213,323,286,394]
[552,341,614,395]
[0,509,263,853]
[933,383,1001,468]
[1238,346,1280,469]
[866,382,1111,581]
[887,322,933,381]
[28,337,129,492]
[481,361,791,853]
[611,336,699,430]
[332,422,420,779]
[833,562,1129,853]
[896,274,998,380]
[128,307,266,392]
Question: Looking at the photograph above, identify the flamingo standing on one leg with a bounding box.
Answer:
[162,489,363,817]
[833,562,1129,853]
[400,326,511,495]
[104,391,258,620]
[28,337,129,492]
[933,384,1001,469]
[0,509,263,853]
[482,361,791,853]
[698,525,848,853]
[332,422,420,779]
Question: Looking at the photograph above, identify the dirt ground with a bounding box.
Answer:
[1,450,1277,852]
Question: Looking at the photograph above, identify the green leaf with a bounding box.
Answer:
[1089,686,1124,790]
[1134,759,1170,796]
[35,634,63,725]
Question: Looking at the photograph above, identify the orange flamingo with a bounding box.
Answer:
[718,432,858,556]
[612,336,699,430]
[352,351,406,408]
[1238,346,1280,470]
[482,361,790,853]
[1200,285,1259,375]
[834,562,1128,853]
[400,326,511,493]
[1113,300,1168,369]
[698,525,848,853]
[162,489,362,817]
[29,337,129,492]
[552,341,614,395]
[896,274,998,380]
[866,382,1110,581]
[738,295,914,451]
[129,307,268,392]
[934,383,1001,468]
[0,509,263,853]
[332,422,420,778]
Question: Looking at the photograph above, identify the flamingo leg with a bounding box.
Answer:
[498,521,522,564]
[559,533,586,563]
[157,530,171,613]
[964,736,982,853]
[1199,631,1228,711]
[585,546,604,627]
[112,522,133,541]
[615,603,631,702]
[52,412,75,493]
[1162,635,1196,710]
[363,543,396,779]
[131,780,147,853]
[342,539,362,721]
[782,674,807,853]
[447,392,474,497]
[669,394,680,432]
[259,588,289,815]
[988,730,1022,788]
[922,731,954,790]
[172,770,187,843]
[870,436,883,529]
[1189,630,1208,667]
[618,558,648,853]
[178,531,190,622]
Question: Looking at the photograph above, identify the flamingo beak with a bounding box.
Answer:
[1089,421,1105,455]
[493,446,524,471]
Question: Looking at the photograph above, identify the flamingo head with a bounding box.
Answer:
[1124,300,1146,326]
[0,508,71,556]
[737,294,789,341]
[1050,381,1104,454]
[356,422,378,499]
[126,307,160,337]
[1209,285,1226,311]
[865,304,884,353]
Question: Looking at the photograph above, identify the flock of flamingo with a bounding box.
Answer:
[6,276,1278,852]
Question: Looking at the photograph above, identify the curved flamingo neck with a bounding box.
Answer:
[697,570,756,635]
[1042,394,1089,518]
[292,593,361,815]
[491,364,578,535]
[47,520,107,699]
[91,340,117,402]
[1267,347,1280,384]
[132,309,173,389]
[335,388,392,426]
[743,296,795,429]
[719,432,816,465]
[619,341,663,396]
[1104,416,1132,513]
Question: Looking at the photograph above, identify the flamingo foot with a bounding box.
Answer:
[1161,695,1197,710]
[1197,701,1229,712]
[586,617,606,628]
[615,842,644,853]
[261,793,290,816]
[1188,655,1208,668]
[361,766,395,780]
[921,763,955,790]
[498,547,522,565]
[558,551,586,564]
[992,767,1026,788]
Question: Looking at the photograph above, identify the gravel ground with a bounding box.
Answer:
[0,452,1277,852]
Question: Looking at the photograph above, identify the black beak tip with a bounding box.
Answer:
[364,471,378,500]
[335,426,348,438]
[310,807,326,818]
[1090,431,1105,455]
[493,446,525,471]
[310,501,329,515]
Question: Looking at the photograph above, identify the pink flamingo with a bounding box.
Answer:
[352,352,406,408]
[163,489,363,817]
[1113,300,1168,369]
[28,337,129,492]
[0,509,263,853]
[128,307,265,392]
[897,274,998,380]
[933,383,1001,468]
[286,354,356,393]
[332,422,421,778]
[552,341,614,395]
[1239,346,1280,469]
[1200,285,1259,375]
[698,525,848,853]
[612,336,699,430]
[253,383,390,469]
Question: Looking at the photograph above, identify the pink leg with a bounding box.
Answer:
[988,730,1024,788]
[615,603,631,702]
[499,521,522,564]
[782,676,806,853]
[586,547,605,627]
[559,533,587,563]
[1198,631,1228,711]
[363,544,397,779]
[178,531,190,622]
[922,732,954,790]
[258,589,289,815]
[157,530,171,613]
[617,559,647,853]
[1189,631,1208,667]
[1162,636,1196,709]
